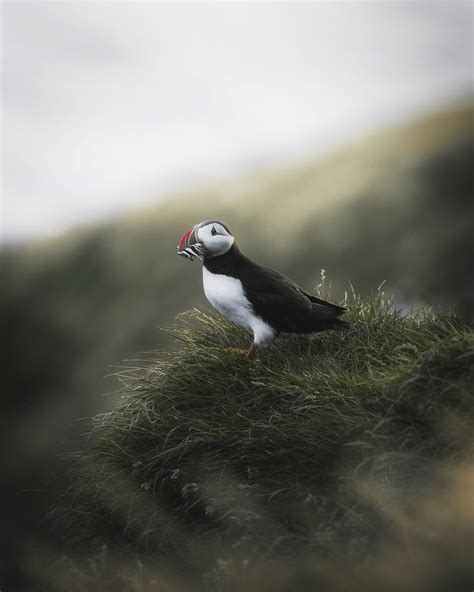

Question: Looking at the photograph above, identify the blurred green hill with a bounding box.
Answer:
[0,102,473,588]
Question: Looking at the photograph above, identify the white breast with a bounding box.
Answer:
[202,267,276,346]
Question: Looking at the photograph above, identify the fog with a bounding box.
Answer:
[2,1,472,242]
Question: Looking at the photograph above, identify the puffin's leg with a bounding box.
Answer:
[226,345,255,358]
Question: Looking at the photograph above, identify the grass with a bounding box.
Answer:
[47,287,474,591]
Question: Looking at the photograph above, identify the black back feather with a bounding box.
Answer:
[204,245,349,335]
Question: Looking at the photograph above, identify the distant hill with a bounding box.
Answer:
[0,102,472,588]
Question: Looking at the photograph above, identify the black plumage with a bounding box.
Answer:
[204,243,349,336]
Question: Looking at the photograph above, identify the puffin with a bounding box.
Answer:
[177,220,349,357]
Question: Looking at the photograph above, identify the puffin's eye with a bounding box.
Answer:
[211,226,217,236]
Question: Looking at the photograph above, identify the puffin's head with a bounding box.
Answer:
[177,220,234,261]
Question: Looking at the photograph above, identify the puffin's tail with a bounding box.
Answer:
[328,318,350,331]
[334,318,350,331]
[314,318,351,332]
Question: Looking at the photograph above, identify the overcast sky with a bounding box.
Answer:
[1,1,472,244]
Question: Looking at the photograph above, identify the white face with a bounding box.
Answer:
[197,222,234,258]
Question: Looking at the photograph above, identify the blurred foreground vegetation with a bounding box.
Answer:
[42,289,474,591]
[1,103,473,589]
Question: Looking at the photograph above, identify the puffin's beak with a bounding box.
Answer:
[177,225,204,262]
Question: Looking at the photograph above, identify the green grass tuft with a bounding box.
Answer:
[50,288,474,591]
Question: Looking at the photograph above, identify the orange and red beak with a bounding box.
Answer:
[177,225,203,261]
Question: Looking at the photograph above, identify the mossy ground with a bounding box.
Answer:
[49,288,473,591]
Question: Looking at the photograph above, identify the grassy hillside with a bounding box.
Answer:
[44,289,474,591]
[1,102,472,588]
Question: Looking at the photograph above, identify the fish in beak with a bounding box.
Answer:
[177,225,204,261]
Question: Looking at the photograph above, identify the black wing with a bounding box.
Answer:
[303,292,346,316]
[242,262,345,333]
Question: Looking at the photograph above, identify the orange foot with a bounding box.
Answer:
[226,347,254,358]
